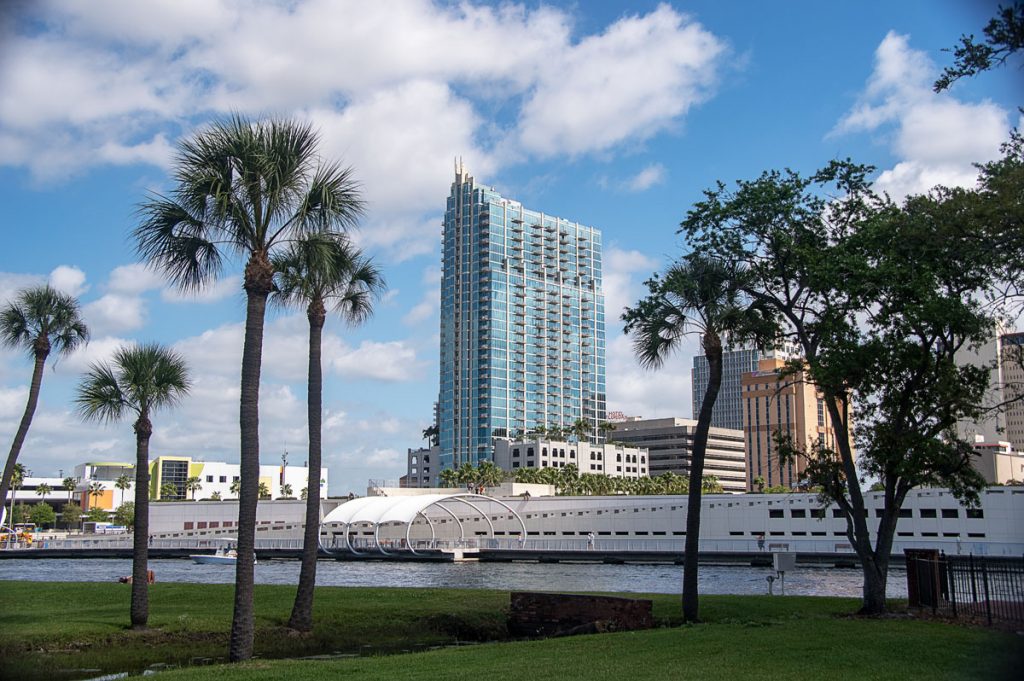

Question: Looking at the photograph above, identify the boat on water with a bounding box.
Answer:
[189,538,256,565]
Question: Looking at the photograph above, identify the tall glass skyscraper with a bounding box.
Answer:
[439,162,606,470]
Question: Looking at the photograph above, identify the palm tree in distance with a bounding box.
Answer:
[186,476,202,500]
[62,476,78,504]
[135,115,363,660]
[0,285,88,525]
[623,255,772,623]
[229,479,241,498]
[272,232,384,632]
[34,482,52,502]
[76,342,191,629]
[87,482,105,509]
[115,474,132,507]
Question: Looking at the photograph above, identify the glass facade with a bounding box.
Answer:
[439,163,606,470]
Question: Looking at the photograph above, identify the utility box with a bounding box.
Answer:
[773,552,797,573]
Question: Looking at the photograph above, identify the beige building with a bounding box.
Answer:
[740,357,848,491]
[1001,332,1024,452]
[608,417,747,493]
[972,439,1024,485]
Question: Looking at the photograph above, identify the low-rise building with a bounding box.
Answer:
[401,446,439,488]
[609,417,747,493]
[972,439,1024,485]
[493,438,648,478]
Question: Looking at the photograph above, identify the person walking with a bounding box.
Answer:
[587,531,595,550]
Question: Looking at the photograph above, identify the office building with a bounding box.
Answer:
[692,343,797,431]
[610,417,747,493]
[740,357,849,491]
[439,162,606,470]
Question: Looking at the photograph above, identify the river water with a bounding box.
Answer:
[0,558,908,598]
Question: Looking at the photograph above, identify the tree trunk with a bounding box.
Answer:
[289,301,325,632]
[131,413,152,629]
[0,345,48,526]
[230,254,273,662]
[682,331,723,623]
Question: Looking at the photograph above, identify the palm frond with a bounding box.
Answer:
[76,362,129,424]
[0,285,88,357]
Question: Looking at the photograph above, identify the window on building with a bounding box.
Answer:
[206,475,214,483]
[941,509,959,519]
[219,476,227,483]
[966,508,984,519]
[920,508,937,518]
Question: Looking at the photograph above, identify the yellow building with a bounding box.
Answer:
[740,358,850,491]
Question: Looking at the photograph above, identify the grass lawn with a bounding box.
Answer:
[0,582,1019,680]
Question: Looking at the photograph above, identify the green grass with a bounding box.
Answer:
[0,582,1019,681]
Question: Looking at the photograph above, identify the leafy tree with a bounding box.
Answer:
[272,232,383,632]
[115,474,132,506]
[934,2,1024,91]
[0,286,88,526]
[135,115,362,662]
[186,476,203,500]
[114,502,135,529]
[61,503,82,529]
[752,476,766,493]
[679,157,1014,614]
[76,342,190,629]
[624,255,771,623]
[85,507,109,523]
[62,476,78,503]
[29,502,56,528]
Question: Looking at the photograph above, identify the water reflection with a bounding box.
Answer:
[0,558,908,598]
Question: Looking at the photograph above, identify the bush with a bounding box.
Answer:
[113,502,134,529]
[61,503,82,528]
[84,507,109,523]
[29,503,56,529]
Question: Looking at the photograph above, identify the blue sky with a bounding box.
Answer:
[0,1,1020,495]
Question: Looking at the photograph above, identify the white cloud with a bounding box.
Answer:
[161,276,241,304]
[516,4,725,157]
[0,386,28,419]
[0,272,45,306]
[624,163,667,192]
[108,263,165,295]
[48,265,88,297]
[58,335,134,375]
[83,294,147,334]
[833,31,1011,200]
[401,266,442,326]
[328,340,422,382]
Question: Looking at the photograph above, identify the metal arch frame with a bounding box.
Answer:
[319,493,529,556]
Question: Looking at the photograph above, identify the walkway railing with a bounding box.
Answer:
[906,552,1024,626]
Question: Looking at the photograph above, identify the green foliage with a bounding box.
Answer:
[60,503,82,528]
[28,503,55,528]
[0,285,89,359]
[934,2,1024,91]
[113,502,135,528]
[208,491,222,501]
[85,507,109,523]
[34,482,52,498]
[258,482,270,499]
[160,483,179,499]
[10,503,29,525]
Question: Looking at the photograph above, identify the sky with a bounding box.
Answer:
[0,1,1020,496]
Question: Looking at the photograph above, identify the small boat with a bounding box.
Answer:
[189,538,256,565]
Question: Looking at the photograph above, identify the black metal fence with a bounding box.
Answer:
[905,550,1024,626]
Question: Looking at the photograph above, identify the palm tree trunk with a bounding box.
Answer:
[0,348,47,526]
[289,302,325,631]
[230,257,273,662]
[682,331,723,623]
[131,414,152,629]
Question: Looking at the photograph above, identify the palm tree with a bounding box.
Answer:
[76,342,190,629]
[34,482,52,502]
[271,232,383,632]
[87,482,105,509]
[7,463,26,525]
[597,421,617,442]
[186,476,202,500]
[1,286,88,526]
[159,483,178,499]
[570,418,590,443]
[623,255,770,623]
[115,474,132,506]
[280,484,293,499]
[209,491,222,501]
[62,476,78,504]
[258,482,270,499]
[438,468,458,488]
[229,479,241,498]
[421,424,439,447]
[135,115,363,661]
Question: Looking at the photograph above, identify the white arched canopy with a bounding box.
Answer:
[319,493,527,555]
